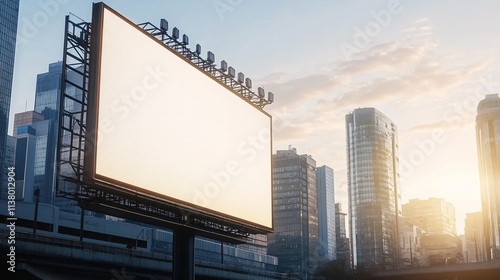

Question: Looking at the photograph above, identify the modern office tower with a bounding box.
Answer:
[402,198,457,236]
[335,203,351,266]
[34,62,84,213]
[268,147,320,279]
[346,107,402,270]
[33,62,67,206]
[14,109,55,204]
[0,0,20,195]
[13,111,45,136]
[476,93,500,261]
[465,212,487,263]
[35,61,63,113]
[14,125,37,201]
[316,165,336,260]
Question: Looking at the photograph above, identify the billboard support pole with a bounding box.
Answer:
[173,227,195,280]
[79,208,84,241]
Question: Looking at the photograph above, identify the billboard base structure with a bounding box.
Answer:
[56,12,273,280]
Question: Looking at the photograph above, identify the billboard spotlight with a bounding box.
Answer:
[228,66,235,78]
[245,78,252,88]
[182,34,189,45]
[160,18,168,31]
[172,27,179,40]
[268,92,274,102]
[207,51,215,64]
[237,72,244,84]
[258,87,265,98]
[196,44,201,55]
[220,60,228,72]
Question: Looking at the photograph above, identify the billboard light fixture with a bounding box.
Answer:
[228,66,235,78]
[160,18,168,31]
[268,92,274,102]
[207,51,215,64]
[258,87,265,98]
[182,34,189,45]
[220,60,228,72]
[172,27,179,40]
[195,44,201,55]
[237,72,244,84]
[245,78,252,89]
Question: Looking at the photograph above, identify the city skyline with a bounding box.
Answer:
[9,1,500,235]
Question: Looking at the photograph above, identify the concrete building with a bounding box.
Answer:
[420,234,461,266]
[465,212,487,263]
[346,107,402,270]
[476,93,500,260]
[401,224,427,267]
[402,198,459,266]
[402,198,457,236]
[268,146,320,279]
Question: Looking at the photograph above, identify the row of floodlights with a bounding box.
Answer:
[159,19,274,104]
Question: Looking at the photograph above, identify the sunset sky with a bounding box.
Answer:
[10,0,500,234]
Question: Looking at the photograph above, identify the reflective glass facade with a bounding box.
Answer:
[29,62,65,205]
[335,203,351,265]
[476,94,500,260]
[346,108,402,270]
[317,165,336,260]
[0,0,19,196]
[268,148,319,279]
[35,62,62,113]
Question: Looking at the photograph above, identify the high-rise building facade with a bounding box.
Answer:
[465,212,487,263]
[346,107,402,270]
[268,147,319,279]
[33,62,65,205]
[35,61,63,113]
[335,203,351,266]
[402,198,457,236]
[0,0,20,197]
[476,93,500,260]
[316,165,336,260]
[12,111,53,203]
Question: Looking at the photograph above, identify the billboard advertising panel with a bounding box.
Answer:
[86,4,272,232]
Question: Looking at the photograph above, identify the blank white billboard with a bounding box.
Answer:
[86,5,272,231]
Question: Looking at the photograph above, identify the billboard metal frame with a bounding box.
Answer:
[56,7,272,243]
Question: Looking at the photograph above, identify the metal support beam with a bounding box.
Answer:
[172,227,195,280]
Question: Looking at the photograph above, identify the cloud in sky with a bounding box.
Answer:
[256,13,495,235]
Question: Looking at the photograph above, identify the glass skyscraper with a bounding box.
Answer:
[268,147,319,279]
[28,62,65,205]
[0,0,20,196]
[346,107,402,270]
[476,93,500,260]
[316,165,336,260]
